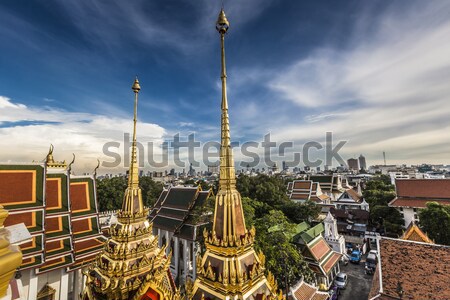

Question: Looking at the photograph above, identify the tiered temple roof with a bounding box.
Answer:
[287,180,330,203]
[293,223,341,281]
[150,186,212,241]
[308,175,345,199]
[191,9,281,300]
[1,163,46,270]
[69,174,107,270]
[82,78,179,300]
[0,148,106,274]
[38,151,74,273]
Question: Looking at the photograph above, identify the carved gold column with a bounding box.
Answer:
[0,205,22,297]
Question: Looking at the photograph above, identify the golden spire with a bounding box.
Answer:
[212,8,247,241]
[217,9,235,191]
[192,10,281,300]
[121,77,144,214]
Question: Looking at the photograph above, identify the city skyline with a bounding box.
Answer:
[1,0,450,173]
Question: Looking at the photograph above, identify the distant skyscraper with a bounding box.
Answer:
[347,158,359,171]
[359,154,367,170]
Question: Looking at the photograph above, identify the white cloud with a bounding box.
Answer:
[266,0,450,165]
[0,96,166,174]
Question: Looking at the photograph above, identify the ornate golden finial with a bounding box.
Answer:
[216,9,230,34]
[46,144,55,164]
[132,76,141,93]
[67,153,75,173]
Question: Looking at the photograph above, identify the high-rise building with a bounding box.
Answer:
[83,79,179,300]
[347,158,359,171]
[191,9,281,300]
[358,154,367,170]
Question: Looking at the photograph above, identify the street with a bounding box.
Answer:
[337,256,373,300]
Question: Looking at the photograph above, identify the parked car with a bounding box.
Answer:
[369,250,378,257]
[350,250,361,263]
[334,272,348,289]
[365,252,377,275]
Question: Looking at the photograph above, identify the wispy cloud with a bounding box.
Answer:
[0,96,166,173]
[264,0,450,164]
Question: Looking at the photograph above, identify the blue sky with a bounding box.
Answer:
[1,0,450,173]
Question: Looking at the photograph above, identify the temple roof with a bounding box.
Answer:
[389,179,450,208]
[150,186,212,240]
[0,163,46,270]
[291,278,329,300]
[401,221,433,243]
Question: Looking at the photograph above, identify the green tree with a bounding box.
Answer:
[96,176,163,211]
[254,210,314,291]
[281,201,321,224]
[96,176,127,211]
[419,202,450,245]
[370,205,404,236]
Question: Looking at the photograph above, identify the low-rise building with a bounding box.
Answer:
[389,179,450,227]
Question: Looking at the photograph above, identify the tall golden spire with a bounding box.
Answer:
[192,9,281,300]
[213,9,247,240]
[121,77,144,214]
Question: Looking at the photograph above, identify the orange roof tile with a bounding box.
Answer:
[309,239,331,261]
[322,252,341,274]
[292,280,330,300]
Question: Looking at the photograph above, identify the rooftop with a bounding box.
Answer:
[369,238,450,299]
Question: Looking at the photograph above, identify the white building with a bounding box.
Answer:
[323,212,346,255]
[389,179,450,227]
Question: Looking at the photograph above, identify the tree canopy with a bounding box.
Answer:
[96,176,163,211]
[419,202,450,245]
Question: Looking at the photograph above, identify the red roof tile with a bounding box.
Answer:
[389,198,450,208]
[293,181,312,190]
[370,238,450,299]
[396,179,450,199]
